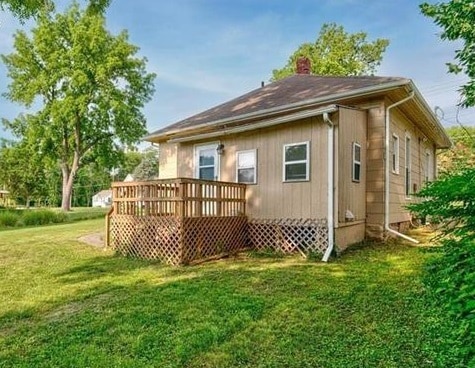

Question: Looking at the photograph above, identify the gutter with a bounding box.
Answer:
[322,112,335,262]
[168,105,339,143]
[384,92,419,244]
[146,79,410,141]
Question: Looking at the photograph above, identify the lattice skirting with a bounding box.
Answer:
[248,218,329,255]
[110,215,248,265]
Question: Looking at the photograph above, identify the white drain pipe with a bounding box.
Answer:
[385,92,419,244]
[322,112,335,261]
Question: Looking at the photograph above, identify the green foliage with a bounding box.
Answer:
[409,167,475,366]
[0,207,107,229]
[0,0,111,19]
[0,137,47,207]
[439,126,475,173]
[420,0,475,107]
[0,0,51,19]
[21,209,63,226]
[1,1,156,210]
[272,23,389,80]
[132,147,159,181]
[0,210,20,227]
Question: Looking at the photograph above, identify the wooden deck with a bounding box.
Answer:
[106,178,248,265]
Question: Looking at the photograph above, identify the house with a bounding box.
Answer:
[123,173,135,182]
[0,190,9,207]
[92,189,112,207]
[140,60,450,261]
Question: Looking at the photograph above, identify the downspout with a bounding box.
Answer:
[322,112,335,262]
[385,92,419,244]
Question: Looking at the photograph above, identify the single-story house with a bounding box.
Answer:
[92,189,112,207]
[0,190,9,207]
[140,60,450,261]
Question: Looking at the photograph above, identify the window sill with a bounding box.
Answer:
[283,179,310,183]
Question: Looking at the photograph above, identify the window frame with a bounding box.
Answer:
[194,142,220,181]
[283,141,310,182]
[392,134,400,174]
[352,142,361,183]
[405,133,412,198]
[236,149,257,184]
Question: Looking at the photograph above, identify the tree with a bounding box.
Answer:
[272,23,389,81]
[1,2,155,211]
[0,138,47,207]
[0,0,110,19]
[132,147,159,181]
[421,0,475,107]
[438,126,475,173]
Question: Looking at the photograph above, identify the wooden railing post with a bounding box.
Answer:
[105,206,114,247]
[216,184,222,216]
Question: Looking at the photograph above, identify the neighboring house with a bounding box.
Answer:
[144,62,451,255]
[92,189,112,207]
[123,173,135,182]
[0,190,9,207]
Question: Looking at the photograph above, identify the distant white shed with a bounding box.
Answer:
[92,189,112,208]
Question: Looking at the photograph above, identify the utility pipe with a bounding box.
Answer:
[322,112,335,262]
[384,92,419,244]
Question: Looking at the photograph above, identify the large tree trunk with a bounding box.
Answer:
[61,166,72,211]
[60,150,81,211]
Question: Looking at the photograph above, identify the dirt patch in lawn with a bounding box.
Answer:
[78,232,105,248]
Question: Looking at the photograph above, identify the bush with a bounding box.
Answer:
[0,211,20,227]
[409,167,475,366]
[21,209,63,226]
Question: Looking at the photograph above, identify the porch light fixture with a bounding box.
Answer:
[216,143,225,155]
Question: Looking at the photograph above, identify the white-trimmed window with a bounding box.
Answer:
[352,142,361,182]
[236,149,257,184]
[283,141,309,182]
[392,134,400,174]
[425,149,433,182]
[405,134,412,197]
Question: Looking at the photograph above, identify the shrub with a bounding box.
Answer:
[0,211,20,227]
[22,209,63,226]
[409,167,475,366]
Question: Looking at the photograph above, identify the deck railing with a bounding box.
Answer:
[110,178,246,218]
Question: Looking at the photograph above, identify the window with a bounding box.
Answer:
[392,134,399,174]
[236,149,257,184]
[425,149,433,182]
[283,141,309,182]
[195,143,218,180]
[405,134,411,197]
[352,142,361,182]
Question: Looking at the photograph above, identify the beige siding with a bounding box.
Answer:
[158,143,178,179]
[389,109,435,223]
[336,107,367,225]
[177,116,329,219]
[365,102,386,227]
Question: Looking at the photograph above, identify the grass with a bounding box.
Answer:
[0,220,457,367]
[0,207,109,230]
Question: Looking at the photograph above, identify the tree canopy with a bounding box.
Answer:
[1,2,155,210]
[0,0,110,19]
[421,0,475,107]
[272,23,389,81]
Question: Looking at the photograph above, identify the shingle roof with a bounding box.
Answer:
[146,74,409,139]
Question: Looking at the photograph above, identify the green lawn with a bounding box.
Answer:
[0,220,455,367]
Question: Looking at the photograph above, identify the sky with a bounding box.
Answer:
[0,0,474,144]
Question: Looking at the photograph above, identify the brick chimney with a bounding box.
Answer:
[296,57,311,74]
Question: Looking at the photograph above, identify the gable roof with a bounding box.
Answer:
[93,189,112,198]
[145,74,451,148]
